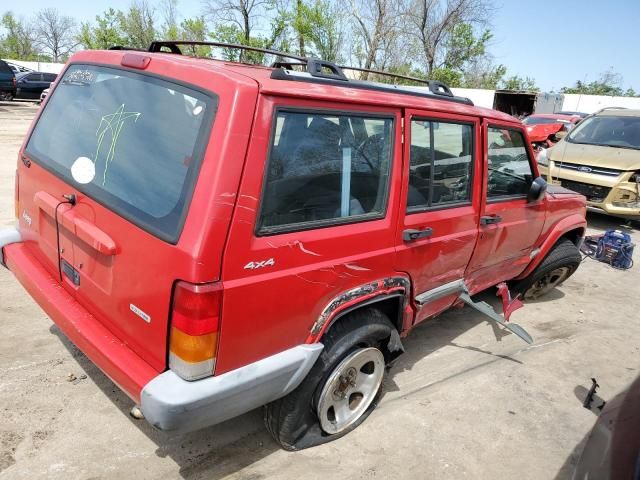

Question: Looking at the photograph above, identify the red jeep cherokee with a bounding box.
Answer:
[0,42,586,450]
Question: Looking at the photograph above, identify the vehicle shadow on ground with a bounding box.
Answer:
[50,289,540,479]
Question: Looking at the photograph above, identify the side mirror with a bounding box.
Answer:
[528,176,547,202]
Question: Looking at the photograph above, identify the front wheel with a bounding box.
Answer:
[513,239,582,300]
[264,308,395,450]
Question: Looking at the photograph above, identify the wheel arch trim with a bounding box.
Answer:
[305,276,410,343]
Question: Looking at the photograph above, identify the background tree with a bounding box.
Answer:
[561,69,637,97]
[77,9,127,50]
[349,0,402,78]
[0,12,38,60]
[118,1,157,49]
[502,74,538,91]
[204,0,271,46]
[428,22,493,87]
[287,0,343,61]
[33,8,78,61]
[461,55,505,88]
[179,17,212,56]
[405,0,491,73]
[160,0,180,40]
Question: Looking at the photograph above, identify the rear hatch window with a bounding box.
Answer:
[26,64,217,243]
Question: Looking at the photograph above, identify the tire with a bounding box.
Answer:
[265,308,395,450]
[513,238,582,300]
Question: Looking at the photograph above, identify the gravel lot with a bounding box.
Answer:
[0,101,638,480]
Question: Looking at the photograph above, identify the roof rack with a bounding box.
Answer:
[145,40,473,106]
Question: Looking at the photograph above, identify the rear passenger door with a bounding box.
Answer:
[394,110,481,324]
[464,122,546,291]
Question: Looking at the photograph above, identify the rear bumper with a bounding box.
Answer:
[141,343,323,433]
[2,237,158,403]
[3,228,324,433]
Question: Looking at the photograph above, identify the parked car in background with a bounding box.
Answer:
[0,42,587,450]
[15,71,57,100]
[39,88,50,104]
[538,108,640,219]
[557,111,588,119]
[0,59,16,101]
[523,113,581,153]
[6,62,32,74]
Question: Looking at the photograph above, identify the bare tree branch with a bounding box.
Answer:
[33,8,79,61]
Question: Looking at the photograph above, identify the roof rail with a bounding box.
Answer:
[145,40,472,105]
[108,45,147,52]
[148,40,307,62]
[338,65,454,97]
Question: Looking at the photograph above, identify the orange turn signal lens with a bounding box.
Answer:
[169,327,217,363]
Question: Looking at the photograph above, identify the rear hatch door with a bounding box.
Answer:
[20,62,219,371]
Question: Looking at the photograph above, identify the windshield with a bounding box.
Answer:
[26,64,217,243]
[523,117,571,125]
[567,115,640,150]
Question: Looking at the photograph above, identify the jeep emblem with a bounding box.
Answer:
[21,210,32,227]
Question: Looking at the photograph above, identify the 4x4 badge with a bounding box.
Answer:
[244,258,275,270]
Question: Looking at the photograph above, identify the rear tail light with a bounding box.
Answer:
[169,281,222,381]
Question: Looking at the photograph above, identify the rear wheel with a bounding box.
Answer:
[265,308,395,450]
[513,239,581,300]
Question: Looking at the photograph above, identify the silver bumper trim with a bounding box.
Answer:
[141,343,324,433]
[0,227,21,266]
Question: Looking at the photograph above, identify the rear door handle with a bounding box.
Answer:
[403,228,433,242]
[480,215,502,225]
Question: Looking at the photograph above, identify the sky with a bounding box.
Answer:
[4,0,640,92]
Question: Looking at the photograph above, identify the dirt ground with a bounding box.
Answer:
[0,101,639,480]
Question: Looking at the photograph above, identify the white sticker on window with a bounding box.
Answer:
[71,156,96,184]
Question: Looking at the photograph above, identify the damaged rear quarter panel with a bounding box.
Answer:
[215,96,404,375]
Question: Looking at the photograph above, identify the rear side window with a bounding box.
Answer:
[26,64,217,243]
[258,110,394,234]
[487,127,534,199]
[407,119,474,211]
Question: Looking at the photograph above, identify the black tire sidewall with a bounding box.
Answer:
[515,239,581,299]
[265,309,393,450]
